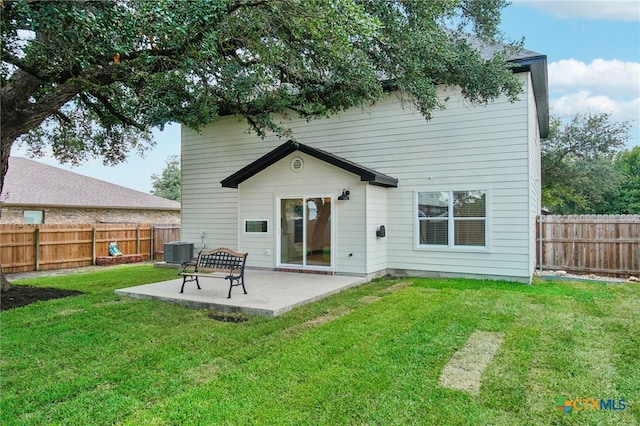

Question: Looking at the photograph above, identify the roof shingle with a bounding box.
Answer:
[1,157,180,210]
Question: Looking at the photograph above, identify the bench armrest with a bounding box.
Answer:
[180,260,198,273]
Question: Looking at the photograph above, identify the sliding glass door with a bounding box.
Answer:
[279,197,332,268]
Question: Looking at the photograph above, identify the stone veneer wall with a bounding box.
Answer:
[0,206,180,224]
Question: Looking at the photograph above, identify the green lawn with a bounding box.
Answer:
[1,265,638,425]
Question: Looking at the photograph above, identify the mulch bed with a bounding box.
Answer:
[1,285,83,311]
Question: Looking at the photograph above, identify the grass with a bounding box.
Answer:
[1,265,638,425]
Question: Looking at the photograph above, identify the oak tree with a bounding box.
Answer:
[150,155,180,201]
[541,113,631,214]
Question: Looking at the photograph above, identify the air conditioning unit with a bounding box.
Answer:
[164,241,194,264]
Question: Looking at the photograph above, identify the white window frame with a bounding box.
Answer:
[415,190,490,251]
[243,219,270,235]
[24,210,44,224]
[276,194,335,271]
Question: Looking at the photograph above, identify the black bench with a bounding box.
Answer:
[179,247,248,298]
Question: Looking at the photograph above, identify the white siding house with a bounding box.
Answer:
[181,51,548,283]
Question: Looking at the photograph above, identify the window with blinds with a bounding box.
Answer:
[417,190,487,248]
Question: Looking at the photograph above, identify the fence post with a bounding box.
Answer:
[34,227,40,271]
[150,225,155,260]
[136,225,141,255]
[92,227,97,265]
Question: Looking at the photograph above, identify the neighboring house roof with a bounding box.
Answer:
[221,140,399,189]
[1,157,180,210]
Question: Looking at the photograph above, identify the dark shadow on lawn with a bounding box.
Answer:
[207,312,249,323]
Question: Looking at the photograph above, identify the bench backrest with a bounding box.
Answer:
[196,247,247,273]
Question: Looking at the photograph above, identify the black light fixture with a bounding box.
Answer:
[338,189,350,201]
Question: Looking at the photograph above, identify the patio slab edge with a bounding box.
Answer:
[114,288,278,317]
[273,278,367,315]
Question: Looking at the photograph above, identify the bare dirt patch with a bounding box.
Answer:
[1,285,83,311]
[305,306,352,326]
[57,308,87,316]
[386,281,413,293]
[359,295,381,304]
[186,357,235,384]
[2,265,125,311]
[438,330,505,395]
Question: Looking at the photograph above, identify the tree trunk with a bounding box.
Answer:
[1,267,12,292]
[1,69,42,195]
[1,68,83,195]
[1,130,18,292]
[1,69,50,291]
[1,132,15,197]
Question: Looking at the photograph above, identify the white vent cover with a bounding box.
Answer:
[290,157,304,172]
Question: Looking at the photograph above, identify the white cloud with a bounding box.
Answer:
[551,90,638,118]
[548,58,640,146]
[548,59,640,147]
[549,59,640,98]
[512,0,640,21]
[551,91,640,148]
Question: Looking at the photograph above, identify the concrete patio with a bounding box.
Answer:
[115,269,368,317]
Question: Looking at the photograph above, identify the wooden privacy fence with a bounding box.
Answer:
[151,225,182,262]
[0,223,180,274]
[537,215,640,277]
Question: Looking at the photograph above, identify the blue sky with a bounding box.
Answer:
[502,0,639,149]
[12,0,640,193]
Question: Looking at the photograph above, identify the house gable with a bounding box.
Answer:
[221,140,398,189]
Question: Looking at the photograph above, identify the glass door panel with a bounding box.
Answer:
[280,196,331,268]
[280,198,303,265]
[306,197,331,266]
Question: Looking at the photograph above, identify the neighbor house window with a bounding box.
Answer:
[24,210,44,224]
[244,220,268,233]
[417,191,487,248]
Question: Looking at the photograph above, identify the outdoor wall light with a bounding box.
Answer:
[376,225,386,238]
[338,189,350,201]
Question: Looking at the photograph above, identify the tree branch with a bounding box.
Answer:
[227,0,269,15]
[91,91,146,131]
[1,52,45,81]
[54,110,72,124]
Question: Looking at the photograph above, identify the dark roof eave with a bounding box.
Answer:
[509,55,549,138]
[221,141,398,189]
[368,175,399,187]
